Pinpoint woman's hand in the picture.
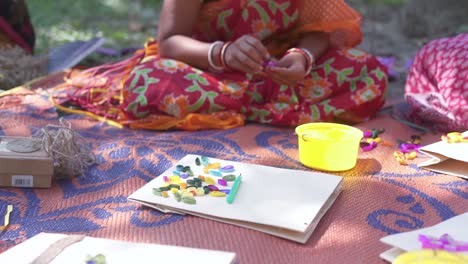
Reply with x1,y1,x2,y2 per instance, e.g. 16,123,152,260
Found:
223,35,270,74
265,52,307,86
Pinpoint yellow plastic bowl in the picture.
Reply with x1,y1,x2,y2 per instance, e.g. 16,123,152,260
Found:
295,123,363,171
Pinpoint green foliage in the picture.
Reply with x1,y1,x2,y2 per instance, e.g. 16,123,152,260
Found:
26,0,163,56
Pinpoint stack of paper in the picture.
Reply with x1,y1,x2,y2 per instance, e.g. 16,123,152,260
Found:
128,154,343,244
418,131,468,179
380,212,468,262
0,233,236,264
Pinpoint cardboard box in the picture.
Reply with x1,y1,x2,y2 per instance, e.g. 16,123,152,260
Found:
0,136,54,188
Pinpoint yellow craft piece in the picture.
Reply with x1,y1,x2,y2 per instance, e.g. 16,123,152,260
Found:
394,250,468,264
442,132,468,143
2,205,13,228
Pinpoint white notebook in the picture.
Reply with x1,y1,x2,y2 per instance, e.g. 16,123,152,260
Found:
380,212,468,262
0,233,236,264
128,154,343,244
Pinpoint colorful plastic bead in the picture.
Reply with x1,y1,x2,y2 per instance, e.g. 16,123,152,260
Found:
363,131,373,138
381,140,393,147
205,177,215,185
180,172,189,179
182,190,194,197
187,187,197,192
170,176,180,182
201,156,210,165
218,179,228,186
169,183,180,189
192,178,202,188
163,176,169,182
219,189,230,195
397,158,408,165
187,179,196,186
171,187,179,194
361,141,377,152
209,170,223,177
173,192,182,202
360,142,370,148
195,157,201,166
179,182,187,190
161,191,169,198
159,185,171,192
182,196,196,204
196,188,205,196
176,165,184,172
210,191,226,197
405,151,418,160
222,174,236,182
262,60,277,68
203,186,211,194
198,175,205,182
206,162,221,169
219,165,235,173
152,188,162,196
207,185,219,191
442,132,467,143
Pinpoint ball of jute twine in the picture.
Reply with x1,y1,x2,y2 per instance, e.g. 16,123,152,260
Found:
33,118,96,179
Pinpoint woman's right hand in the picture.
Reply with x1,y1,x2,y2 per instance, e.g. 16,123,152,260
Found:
223,35,271,74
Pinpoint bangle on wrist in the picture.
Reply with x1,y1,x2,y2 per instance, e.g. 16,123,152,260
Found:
285,47,315,76
220,41,233,71
208,41,224,72
300,48,315,75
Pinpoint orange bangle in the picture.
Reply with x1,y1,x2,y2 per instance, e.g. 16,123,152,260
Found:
220,41,233,71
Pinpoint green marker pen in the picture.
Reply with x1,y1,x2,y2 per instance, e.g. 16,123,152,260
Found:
226,174,242,204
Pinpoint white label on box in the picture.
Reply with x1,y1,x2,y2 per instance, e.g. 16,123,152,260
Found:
11,175,34,187
0,140,12,153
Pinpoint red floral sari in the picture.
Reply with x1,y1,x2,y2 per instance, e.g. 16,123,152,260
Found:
56,0,388,130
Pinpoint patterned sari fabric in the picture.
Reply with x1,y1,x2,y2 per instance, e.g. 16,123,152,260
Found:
61,0,387,130
404,33,468,132
0,0,35,53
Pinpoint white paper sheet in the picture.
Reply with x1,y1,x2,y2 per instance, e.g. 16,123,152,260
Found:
418,131,468,179
380,212,468,262
128,154,343,243
0,233,236,264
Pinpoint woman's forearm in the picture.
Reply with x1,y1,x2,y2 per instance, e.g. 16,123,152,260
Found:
158,35,215,70
297,31,330,63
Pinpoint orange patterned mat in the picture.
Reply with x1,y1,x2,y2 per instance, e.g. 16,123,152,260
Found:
0,80,466,263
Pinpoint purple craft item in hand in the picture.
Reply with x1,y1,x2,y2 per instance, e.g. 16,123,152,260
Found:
262,60,277,68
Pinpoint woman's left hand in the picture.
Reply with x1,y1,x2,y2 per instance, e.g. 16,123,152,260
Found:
265,52,307,86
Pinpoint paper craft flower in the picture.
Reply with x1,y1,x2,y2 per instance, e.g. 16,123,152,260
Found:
419,234,468,252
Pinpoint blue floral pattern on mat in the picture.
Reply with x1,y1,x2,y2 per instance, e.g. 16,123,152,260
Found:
0,93,467,256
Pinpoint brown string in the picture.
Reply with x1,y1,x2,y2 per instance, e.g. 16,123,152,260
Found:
33,118,96,179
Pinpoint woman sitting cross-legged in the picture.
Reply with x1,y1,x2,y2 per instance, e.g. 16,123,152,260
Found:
57,0,388,130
